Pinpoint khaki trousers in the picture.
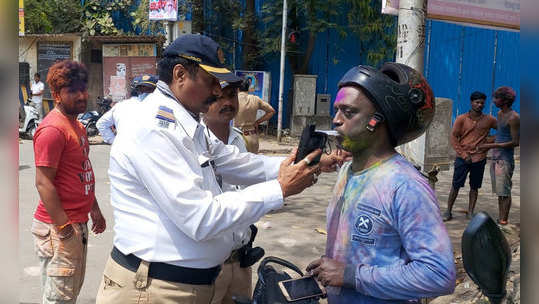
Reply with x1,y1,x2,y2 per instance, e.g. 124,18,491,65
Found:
31,219,88,304
96,256,215,304
211,262,252,304
243,133,259,154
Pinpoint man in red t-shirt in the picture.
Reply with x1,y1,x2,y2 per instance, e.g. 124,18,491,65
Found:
443,91,497,222
31,60,106,303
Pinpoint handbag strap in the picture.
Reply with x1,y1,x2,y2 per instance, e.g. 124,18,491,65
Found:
257,256,304,284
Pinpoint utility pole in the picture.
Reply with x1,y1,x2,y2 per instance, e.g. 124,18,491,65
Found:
396,0,427,72
396,0,437,187
277,0,287,142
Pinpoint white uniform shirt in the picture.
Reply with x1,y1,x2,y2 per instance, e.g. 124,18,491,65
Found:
205,125,253,249
31,81,44,104
96,96,141,144
109,83,284,268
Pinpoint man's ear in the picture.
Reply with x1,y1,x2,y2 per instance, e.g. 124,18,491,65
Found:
51,91,60,103
172,64,187,85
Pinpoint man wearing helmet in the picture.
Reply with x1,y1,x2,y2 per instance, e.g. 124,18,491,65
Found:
96,74,158,144
307,63,456,303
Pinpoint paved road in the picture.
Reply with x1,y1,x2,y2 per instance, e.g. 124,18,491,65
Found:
18,138,520,303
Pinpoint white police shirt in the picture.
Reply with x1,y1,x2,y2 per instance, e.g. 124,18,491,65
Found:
109,84,284,268
204,125,256,250
96,96,143,144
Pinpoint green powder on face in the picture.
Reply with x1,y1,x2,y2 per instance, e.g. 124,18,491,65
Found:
341,135,367,152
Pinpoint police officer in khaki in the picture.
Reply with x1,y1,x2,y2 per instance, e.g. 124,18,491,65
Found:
234,79,275,153
96,34,338,304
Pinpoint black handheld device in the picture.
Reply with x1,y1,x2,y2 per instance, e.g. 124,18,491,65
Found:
294,124,327,165
278,276,326,302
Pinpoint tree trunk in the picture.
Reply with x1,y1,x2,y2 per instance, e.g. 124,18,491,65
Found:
299,31,316,74
192,0,204,34
242,0,257,69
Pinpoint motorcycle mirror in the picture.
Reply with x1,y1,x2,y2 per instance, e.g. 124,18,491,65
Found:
461,212,512,304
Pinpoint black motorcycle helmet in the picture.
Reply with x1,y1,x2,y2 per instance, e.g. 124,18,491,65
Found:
338,62,435,147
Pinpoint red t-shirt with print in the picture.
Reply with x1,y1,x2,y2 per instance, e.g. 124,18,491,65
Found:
33,109,95,223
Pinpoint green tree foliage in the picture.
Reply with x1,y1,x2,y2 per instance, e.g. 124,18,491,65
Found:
346,0,396,65
24,0,83,34
258,0,396,73
24,0,158,38
204,0,242,68
130,0,165,35
260,0,344,74
81,0,133,37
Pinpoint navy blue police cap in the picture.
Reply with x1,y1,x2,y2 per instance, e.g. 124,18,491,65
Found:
164,34,242,84
132,74,158,88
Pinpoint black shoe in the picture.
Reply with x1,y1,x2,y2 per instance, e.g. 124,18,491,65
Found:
442,211,452,222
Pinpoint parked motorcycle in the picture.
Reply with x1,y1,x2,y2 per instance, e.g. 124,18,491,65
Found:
19,98,39,139
78,96,112,137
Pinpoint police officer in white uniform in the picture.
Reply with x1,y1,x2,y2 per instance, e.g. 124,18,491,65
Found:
96,74,158,144
203,79,260,304
96,34,333,304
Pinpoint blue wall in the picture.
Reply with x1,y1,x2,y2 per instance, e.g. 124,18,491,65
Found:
202,2,520,128
424,20,520,122
257,20,519,128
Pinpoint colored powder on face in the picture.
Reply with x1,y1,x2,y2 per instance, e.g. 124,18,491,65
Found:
334,89,347,105
341,135,367,152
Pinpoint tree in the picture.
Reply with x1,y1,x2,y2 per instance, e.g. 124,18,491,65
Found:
241,0,258,69
191,0,205,34
130,0,165,35
346,0,396,65
258,0,396,74
24,0,83,34
260,0,344,75
81,0,134,37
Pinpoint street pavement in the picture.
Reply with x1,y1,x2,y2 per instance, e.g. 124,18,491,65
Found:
18,136,520,303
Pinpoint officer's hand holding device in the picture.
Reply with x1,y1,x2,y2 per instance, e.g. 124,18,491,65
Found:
277,148,321,198
294,125,328,166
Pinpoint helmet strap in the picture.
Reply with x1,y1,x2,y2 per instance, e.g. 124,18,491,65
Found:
366,112,385,132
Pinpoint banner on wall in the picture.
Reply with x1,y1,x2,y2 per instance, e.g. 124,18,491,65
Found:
234,70,271,103
382,0,520,30
149,0,178,21
19,0,24,36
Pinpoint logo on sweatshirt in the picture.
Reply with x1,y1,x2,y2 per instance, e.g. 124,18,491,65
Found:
355,214,374,235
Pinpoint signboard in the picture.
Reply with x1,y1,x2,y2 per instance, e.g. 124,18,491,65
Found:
234,70,271,103
235,70,272,123
37,43,72,99
19,0,24,36
102,43,157,101
382,0,520,30
149,0,178,21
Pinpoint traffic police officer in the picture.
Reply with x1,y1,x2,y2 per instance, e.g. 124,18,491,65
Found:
96,34,331,304
96,74,158,144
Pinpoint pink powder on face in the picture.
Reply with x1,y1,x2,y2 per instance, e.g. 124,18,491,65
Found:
334,89,348,104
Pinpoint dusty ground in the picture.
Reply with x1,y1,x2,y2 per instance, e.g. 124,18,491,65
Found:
19,134,520,303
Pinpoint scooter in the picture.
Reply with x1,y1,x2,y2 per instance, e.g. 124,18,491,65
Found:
78,96,112,137
19,98,40,139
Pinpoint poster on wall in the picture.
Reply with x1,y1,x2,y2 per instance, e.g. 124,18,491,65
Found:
109,76,127,102
149,0,178,21
382,0,520,30
37,43,72,99
234,70,271,103
235,70,272,122
19,0,24,36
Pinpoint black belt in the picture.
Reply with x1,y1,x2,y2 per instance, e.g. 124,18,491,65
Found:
111,247,221,285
